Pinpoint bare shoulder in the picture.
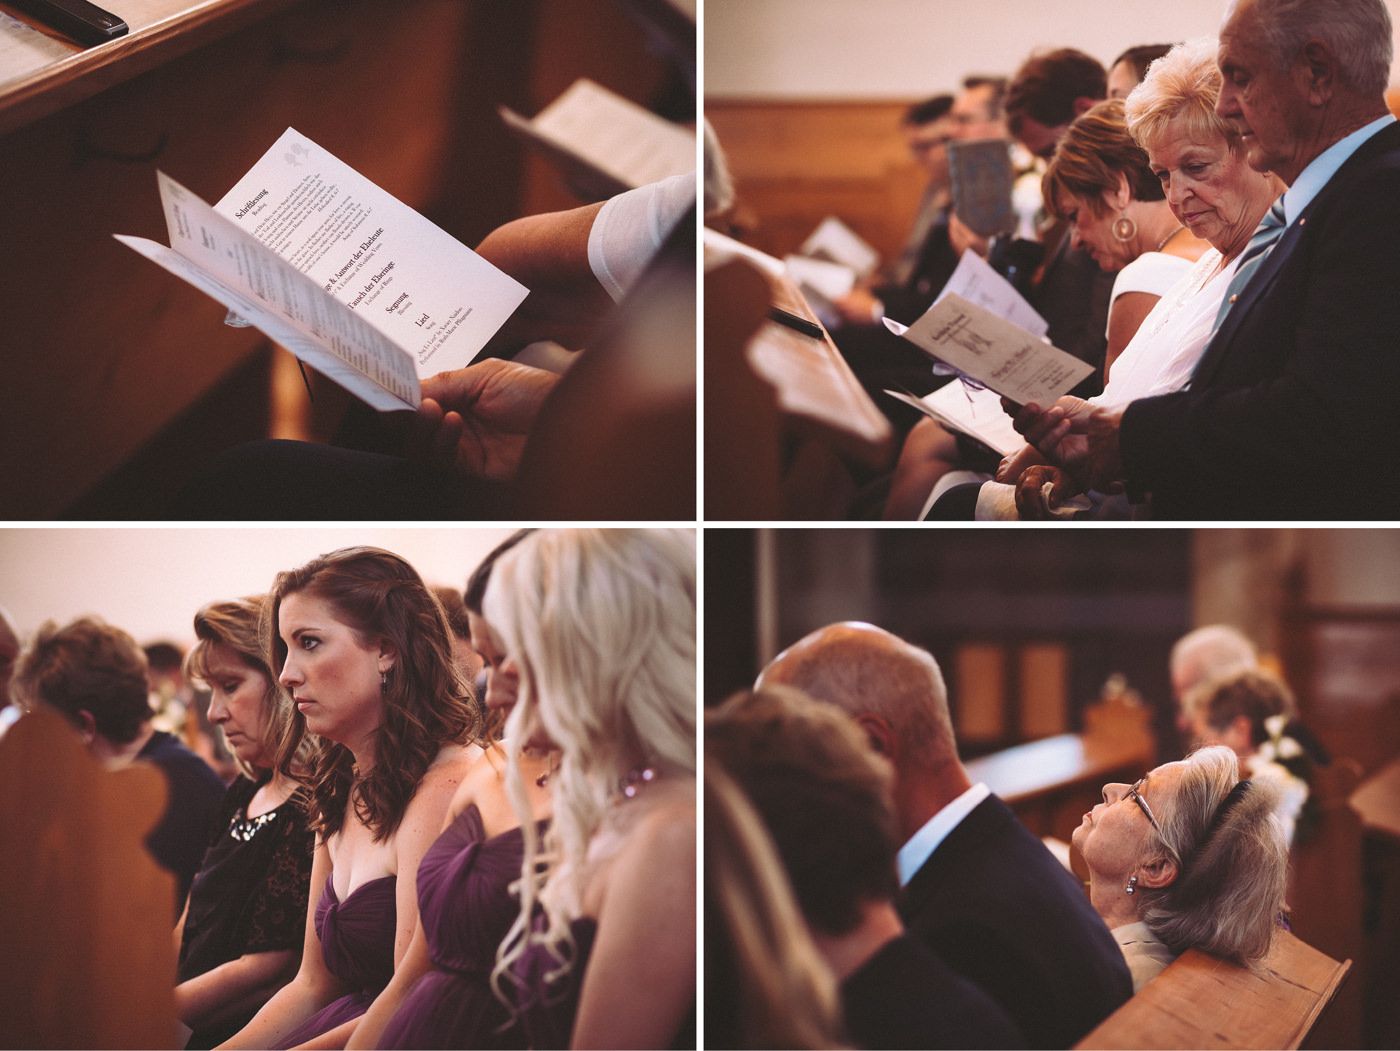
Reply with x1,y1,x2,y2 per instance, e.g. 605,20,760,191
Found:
420,741,479,792
399,742,479,839
619,780,696,864
446,743,509,815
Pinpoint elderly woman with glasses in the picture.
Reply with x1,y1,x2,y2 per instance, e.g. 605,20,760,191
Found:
1070,745,1289,992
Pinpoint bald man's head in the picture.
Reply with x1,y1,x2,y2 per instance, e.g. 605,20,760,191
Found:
1170,625,1257,703
758,622,958,771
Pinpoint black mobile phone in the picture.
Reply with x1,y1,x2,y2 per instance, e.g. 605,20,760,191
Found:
9,0,129,47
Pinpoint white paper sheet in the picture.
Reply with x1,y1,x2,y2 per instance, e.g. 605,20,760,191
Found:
889,293,1093,406
518,79,696,189
936,249,1048,337
798,216,879,277
215,128,527,377
120,172,421,410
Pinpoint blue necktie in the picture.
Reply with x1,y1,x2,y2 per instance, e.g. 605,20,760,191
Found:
1208,197,1288,337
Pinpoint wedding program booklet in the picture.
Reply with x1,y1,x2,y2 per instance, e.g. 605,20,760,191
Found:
499,78,696,200
115,128,529,412
883,251,1092,408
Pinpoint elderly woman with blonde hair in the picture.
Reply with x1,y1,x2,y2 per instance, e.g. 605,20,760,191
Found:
1071,745,1289,992
898,38,1287,520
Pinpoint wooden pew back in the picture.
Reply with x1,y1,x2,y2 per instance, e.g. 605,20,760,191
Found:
1076,930,1350,1051
0,709,177,1049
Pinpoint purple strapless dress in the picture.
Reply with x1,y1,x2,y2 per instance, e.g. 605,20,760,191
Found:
515,914,697,1049
514,916,599,1050
272,872,397,1049
379,804,531,1049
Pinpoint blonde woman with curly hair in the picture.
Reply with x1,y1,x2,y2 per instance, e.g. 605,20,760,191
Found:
221,547,482,1050
1071,744,1288,992
488,528,696,1049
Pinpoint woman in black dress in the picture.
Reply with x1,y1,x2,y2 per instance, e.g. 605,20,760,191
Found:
174,596,315,1049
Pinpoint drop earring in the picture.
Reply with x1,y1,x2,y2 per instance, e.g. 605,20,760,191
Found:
1125,875,1139,895
380,669,389,693
1112,214,1137,242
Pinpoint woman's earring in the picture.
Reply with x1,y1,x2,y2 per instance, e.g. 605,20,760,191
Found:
380,669,389,693
1112,214,1137,242
1125,875,1139,895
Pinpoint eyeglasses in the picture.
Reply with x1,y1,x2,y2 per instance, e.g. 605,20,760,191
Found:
1121,776,1183,865
1123,776,1163,837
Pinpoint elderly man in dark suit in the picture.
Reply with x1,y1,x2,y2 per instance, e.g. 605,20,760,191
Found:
758,622,1131,1049
1012,0,1400,519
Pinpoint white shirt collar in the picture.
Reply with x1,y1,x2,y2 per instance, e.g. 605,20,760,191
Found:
896,781,991,886
1282,114,1395,225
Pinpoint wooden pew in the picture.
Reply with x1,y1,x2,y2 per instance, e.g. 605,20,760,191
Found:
0,709,177,1049
703,229,894,519
1076,931,1351,1051
1350,757,1400,1048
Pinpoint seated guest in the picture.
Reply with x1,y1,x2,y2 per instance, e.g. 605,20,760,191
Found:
430,585,484,689
1184,669,1328,844
708,686,1026,1050
705,764,846,1050
758,622,1131,1048
175,597,316,1049
939,39,1284,519
1009,0,1400,520
829,79,1008,438
221,548,482,1049
1106,43,1176,100
1071,745,1288,991
489,529,696,1049
1041,97,1210,374
11,615,226,911
1169,623,1258,736
173,173,696,521
891,91,1212,518
1003,47,1113,376
831,94,959,330
347,530,552,1051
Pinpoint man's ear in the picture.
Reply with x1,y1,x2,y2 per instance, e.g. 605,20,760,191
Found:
853,712,897,760
1299,40,1338,105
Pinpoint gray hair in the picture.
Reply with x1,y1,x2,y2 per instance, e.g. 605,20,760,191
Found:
758,623,956,773
1230,0,1393,98
1125,38,1237,156
1170,624,1258,695
1142,745,1288,968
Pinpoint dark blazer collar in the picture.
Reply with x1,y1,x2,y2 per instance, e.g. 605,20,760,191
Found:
1192,119,1400,387
899,792,1009,908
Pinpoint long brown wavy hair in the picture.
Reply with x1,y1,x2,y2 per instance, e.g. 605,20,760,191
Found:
264,546,480,842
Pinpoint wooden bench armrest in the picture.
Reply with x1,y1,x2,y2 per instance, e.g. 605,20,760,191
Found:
1075,931,1350,1050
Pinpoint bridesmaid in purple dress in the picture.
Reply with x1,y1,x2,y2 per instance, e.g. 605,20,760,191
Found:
488,529,697,1049
219,547,483,1050
348,531,555,1050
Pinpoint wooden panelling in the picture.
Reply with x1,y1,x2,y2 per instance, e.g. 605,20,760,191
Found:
955,642,1007,745
1021,642,1070,739
707,99,928,262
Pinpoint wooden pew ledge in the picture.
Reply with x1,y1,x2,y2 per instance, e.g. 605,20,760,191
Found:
1076,930,1351,1050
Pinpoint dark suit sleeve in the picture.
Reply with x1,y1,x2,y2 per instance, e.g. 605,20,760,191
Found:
1120,153,1400,515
